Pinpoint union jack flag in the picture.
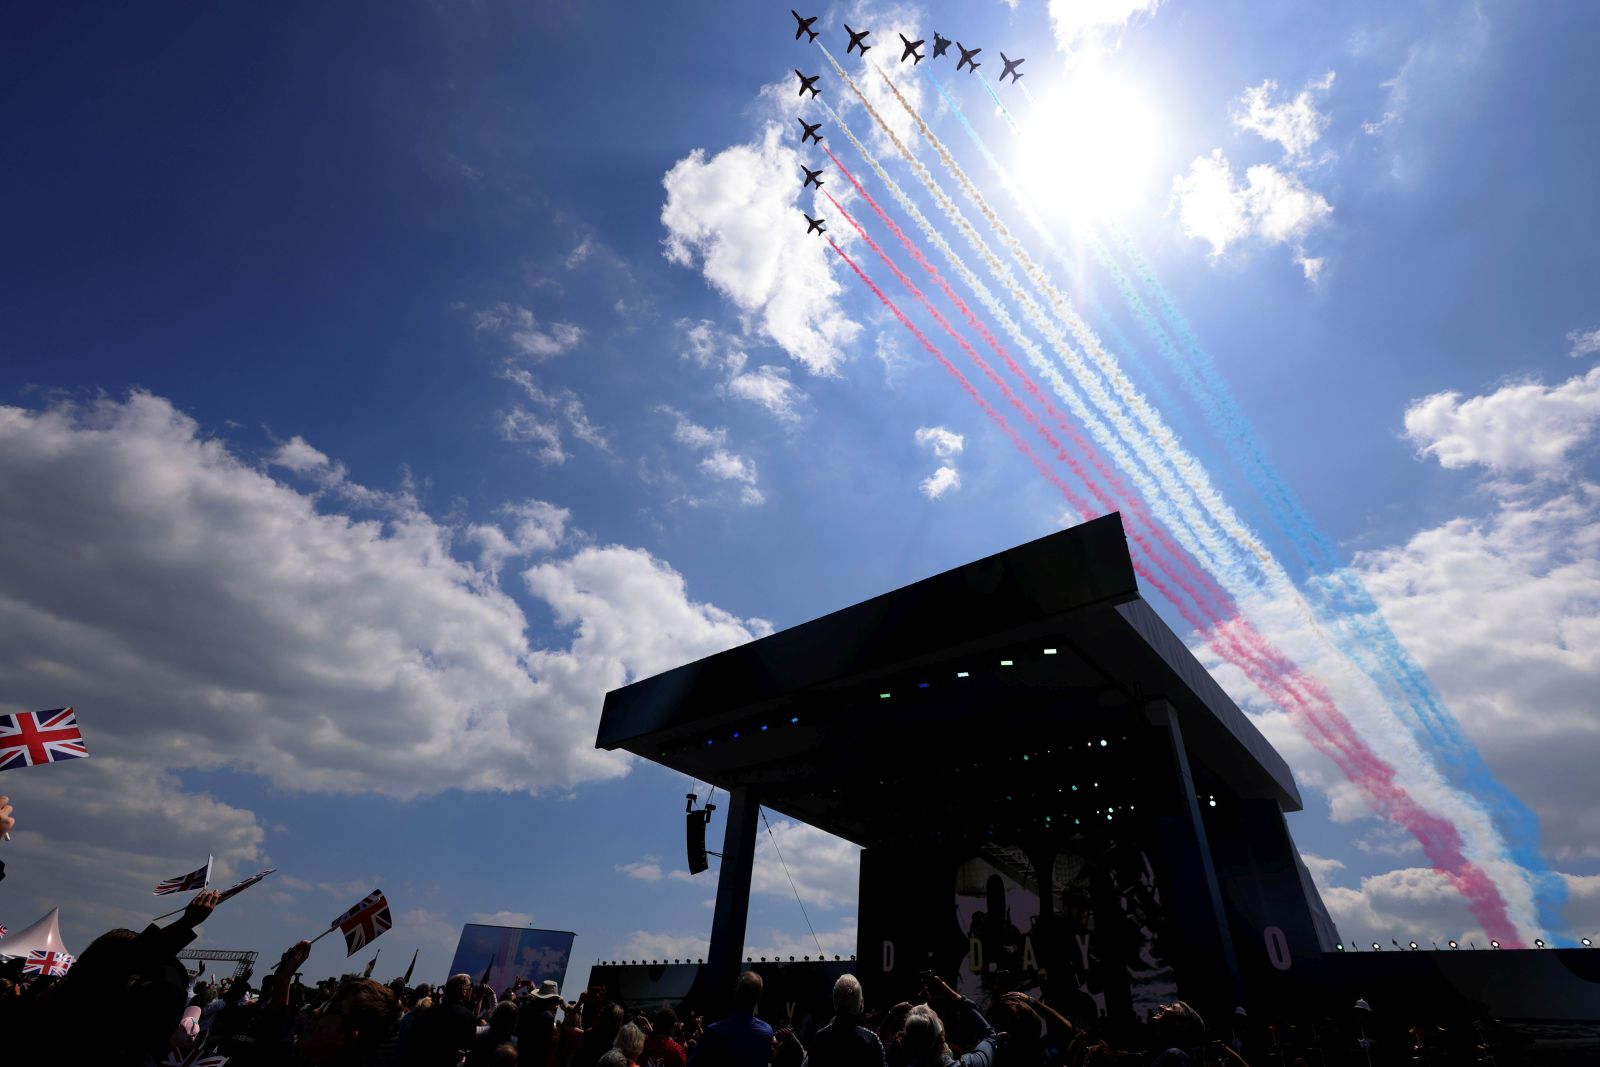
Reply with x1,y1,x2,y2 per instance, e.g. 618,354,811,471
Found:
334,889,391,956
217,866,276,903
0,708,89,772
0,922,8,937
22,949,73,976
155,856,213,896
161,1045,228,1067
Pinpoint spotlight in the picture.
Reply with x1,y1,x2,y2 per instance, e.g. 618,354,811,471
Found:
1336,943,1344,952
1535,939,1546,949
1581,938,1592,947
956,671,969,678
1000,659,1014,667
1043,648,1057,655
1372,943,1381,951
879,693,891,700
1490,940,1501,949
789,716,799,724
1448,941,1458,950
1409,942,1418,951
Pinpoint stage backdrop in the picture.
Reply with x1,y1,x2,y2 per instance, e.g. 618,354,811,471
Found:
448,925,576,994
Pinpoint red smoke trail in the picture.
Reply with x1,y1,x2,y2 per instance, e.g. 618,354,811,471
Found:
824,147,1232,621
828,194,1228,626
826,187,1523,946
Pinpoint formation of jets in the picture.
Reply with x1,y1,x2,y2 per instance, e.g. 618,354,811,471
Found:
787,13,1027,234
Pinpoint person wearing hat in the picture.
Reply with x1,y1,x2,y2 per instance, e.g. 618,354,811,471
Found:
517,979,565,1067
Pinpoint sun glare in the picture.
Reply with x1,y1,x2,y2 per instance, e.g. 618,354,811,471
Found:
1011,64,1164,225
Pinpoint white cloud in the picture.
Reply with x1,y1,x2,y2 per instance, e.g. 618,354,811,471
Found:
470,911,535,927
661,125,860,376
1047,0,1163,57
1232,73,1334,161
661,408,765,506
1171,150,1332,276
616,861,664,882
750,818,860,911
1362,5,1490,143
0,393,767,805
919,466,961,499
498,407,568,465
725,363,805,423
1402,366,1600,476
474,303,584,360
271,435,332,473
503,366,609,453
914,426,964,461
467,499,571,578
1567,327,1600,359
915,427,964,499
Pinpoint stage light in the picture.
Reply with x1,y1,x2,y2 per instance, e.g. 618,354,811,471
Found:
1409,942,1418,951
1100,739,1107,747
732,732,739,739
760,725,768,731
1372,943,1381,951
1582,938,1592,947
1535,939,1546,948
1044,648,1057,655
1335,943,1344,952
706,739,713,745
1071,784,1078,791
879,693,891,700
1000,659,1014,666
1074,818,1080,825
1490,941,1501,949
1208,799,1217,808
1448,941,1458,949
918,682,930,689
760,956,766,962
957,671,969,678
1023,754,1030,761
790,716,799,723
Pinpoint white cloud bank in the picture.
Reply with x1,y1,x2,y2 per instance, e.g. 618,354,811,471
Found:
1232,73,1335,161
1171,150,1332,279
0,392,772,949
1047,0,1163,58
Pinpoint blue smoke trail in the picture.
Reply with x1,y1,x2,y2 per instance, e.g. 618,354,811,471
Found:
1104,225,1568,927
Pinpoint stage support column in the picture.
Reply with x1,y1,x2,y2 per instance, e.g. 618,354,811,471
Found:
704,785,761,1013
1145,698,1246,1017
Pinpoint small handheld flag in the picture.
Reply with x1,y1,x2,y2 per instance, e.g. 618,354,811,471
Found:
326,889,391,956
155,856,213,896
217,866,276,903
23,949,74,976
0,708,88,772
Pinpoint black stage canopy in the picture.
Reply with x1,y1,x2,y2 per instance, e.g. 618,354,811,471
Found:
598,512,1298,846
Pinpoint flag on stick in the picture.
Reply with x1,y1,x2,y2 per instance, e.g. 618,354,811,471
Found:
0,708,88,771
363,948,380,978
155,856,213,896
217,866,276,903
22,949,74,976
332,889,391,956
401,948,418,985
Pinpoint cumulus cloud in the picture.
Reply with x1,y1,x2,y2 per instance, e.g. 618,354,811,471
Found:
474,303,584,360
271,435,332,474
1171,150,1332,277
1232,73,1334,161
750,818,861,911
467,500,570,579
1402,366,1600,476
914,426,964,499
661,125,860,376
1047,0,1163,58
0,393,767,805
1567,327,1600,359
725,363,805,423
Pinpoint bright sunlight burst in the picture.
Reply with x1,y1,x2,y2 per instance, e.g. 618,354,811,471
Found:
1010,63,1165,224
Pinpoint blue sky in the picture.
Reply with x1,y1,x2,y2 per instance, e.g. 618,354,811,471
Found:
2,0,1598,981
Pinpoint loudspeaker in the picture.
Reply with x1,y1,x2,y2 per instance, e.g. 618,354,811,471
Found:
686,809,709,875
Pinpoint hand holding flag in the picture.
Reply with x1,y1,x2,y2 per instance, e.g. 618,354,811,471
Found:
310,889,392,956
155,856,213,896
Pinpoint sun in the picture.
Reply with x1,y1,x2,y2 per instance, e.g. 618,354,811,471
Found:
1009,62,1165,226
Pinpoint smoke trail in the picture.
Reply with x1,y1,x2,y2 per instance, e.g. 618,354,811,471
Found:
823,137,1521,948
825,49,1536,940
1101,225,1568,929
978,75,1020,133
828,192,1232,624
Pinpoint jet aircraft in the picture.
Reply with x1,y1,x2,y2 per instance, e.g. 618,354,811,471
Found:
794,70,821,98
844,24,872,55
805,214,827,235
797,118,823,144
1000,53,1025,82
791,10,818,41
801,165,825,189
932,33,952,58
956,43,981,73
898,33,925,64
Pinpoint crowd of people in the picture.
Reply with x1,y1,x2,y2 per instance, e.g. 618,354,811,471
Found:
0,875,1531,1067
